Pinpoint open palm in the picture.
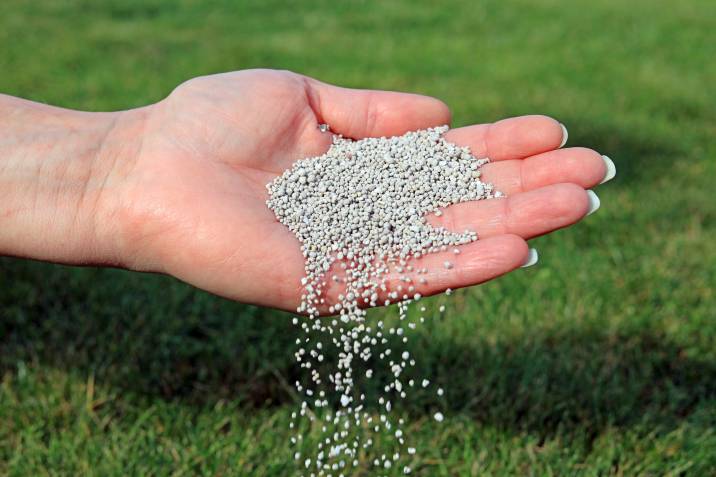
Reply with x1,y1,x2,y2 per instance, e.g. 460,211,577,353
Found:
116,69,611,311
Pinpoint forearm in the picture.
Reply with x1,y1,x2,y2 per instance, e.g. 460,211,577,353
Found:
0,94,144,265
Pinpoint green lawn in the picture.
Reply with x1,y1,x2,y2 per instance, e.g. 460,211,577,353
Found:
1,0,715,475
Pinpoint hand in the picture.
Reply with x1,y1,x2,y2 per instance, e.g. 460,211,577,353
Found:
0,69,613,312
106,69,612,311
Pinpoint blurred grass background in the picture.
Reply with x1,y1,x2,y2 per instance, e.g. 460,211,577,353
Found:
1,0,715,475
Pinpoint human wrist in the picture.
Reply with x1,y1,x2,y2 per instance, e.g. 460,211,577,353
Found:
0,94,147,266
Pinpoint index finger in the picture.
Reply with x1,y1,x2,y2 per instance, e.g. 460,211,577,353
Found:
444,115,567,161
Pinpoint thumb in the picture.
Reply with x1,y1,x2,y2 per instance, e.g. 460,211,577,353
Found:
304,77,451,139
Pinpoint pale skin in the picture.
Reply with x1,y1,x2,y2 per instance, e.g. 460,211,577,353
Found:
0,69,611,312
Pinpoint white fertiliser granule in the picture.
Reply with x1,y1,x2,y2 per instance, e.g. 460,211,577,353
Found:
266,125,499,475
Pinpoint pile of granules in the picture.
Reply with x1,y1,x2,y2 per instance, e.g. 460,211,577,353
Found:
266,125,500,476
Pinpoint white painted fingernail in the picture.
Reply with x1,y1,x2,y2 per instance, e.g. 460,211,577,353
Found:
600,155,616,184
559,123,568,148
521,248,539,268
586,190,601,215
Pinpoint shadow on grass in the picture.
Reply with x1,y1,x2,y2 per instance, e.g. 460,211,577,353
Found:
2,258,714,441
422,327,716,436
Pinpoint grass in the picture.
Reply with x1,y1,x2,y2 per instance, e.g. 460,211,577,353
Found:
1,0,715,475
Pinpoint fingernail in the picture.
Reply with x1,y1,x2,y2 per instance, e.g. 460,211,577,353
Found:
559,123,568,148
586,190,601,215
521,248,539,268
600,155,616,184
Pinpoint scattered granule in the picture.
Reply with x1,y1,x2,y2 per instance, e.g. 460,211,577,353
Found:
266,125,499,475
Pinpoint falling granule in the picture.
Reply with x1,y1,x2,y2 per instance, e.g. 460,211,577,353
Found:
266,126,500,474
